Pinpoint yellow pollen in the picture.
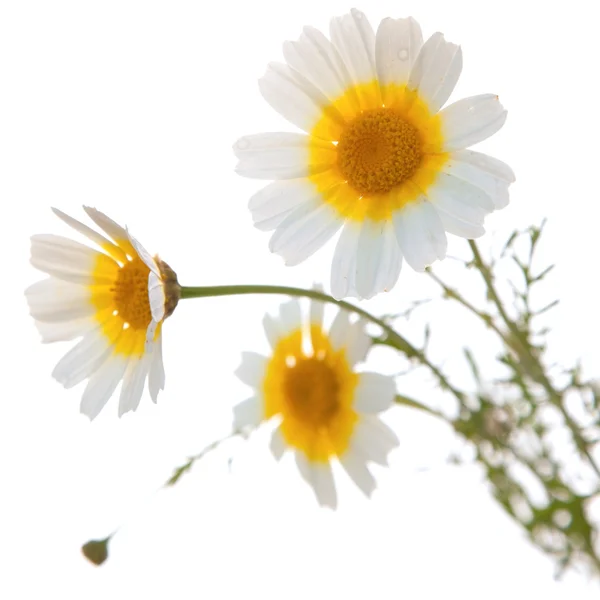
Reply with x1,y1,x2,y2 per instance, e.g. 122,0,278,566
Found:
337,108,423,195
283,357,340,429
111,258,152,330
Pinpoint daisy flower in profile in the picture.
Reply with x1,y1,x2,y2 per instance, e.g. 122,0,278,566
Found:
234,9,515,300
233,297,399,507
25,207,181,420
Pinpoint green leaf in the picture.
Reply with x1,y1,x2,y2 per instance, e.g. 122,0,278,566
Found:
165,461,193,487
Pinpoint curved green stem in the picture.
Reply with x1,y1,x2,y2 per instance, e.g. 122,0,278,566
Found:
181,283,400,340
180,284,466,405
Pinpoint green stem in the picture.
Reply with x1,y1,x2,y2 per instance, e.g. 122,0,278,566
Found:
426,268,508,342
181,284,395,338
180,284,466,406
468,240,600,479
395,393,448,420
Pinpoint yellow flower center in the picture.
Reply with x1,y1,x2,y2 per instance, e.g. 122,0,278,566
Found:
308,82,449,222
112,258,152,330
337,108,423,195
90,250,180,359
263,326,359,462
283,357,340,428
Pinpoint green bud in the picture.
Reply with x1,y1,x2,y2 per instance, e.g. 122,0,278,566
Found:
81,537,110,566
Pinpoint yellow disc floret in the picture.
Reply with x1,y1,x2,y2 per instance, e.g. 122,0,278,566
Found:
263,325,358,462
337,108,423,195
308,82,449,222
283,357,341,428
112,258,152,330
89,253,158,359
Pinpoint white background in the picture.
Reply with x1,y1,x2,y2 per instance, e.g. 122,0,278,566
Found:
1,1,599,598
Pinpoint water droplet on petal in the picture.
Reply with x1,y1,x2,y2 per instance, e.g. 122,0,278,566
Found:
398,49,409,61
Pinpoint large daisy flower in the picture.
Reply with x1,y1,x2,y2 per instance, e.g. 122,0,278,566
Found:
234,9,515,300
233,297,399,507
25,207,180,420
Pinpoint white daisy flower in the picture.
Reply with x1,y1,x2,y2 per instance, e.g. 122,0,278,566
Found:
234,9,515,300
25,207,181,420
233,297,399,508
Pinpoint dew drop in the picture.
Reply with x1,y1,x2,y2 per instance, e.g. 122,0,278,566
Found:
398,48,409,61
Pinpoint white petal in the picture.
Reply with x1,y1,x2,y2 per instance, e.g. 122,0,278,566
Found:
352,416,400,466
269,425,286,460
148,333,165,403
52,329,112,389
249,179,320,232
328,309,350,351
118,353,152,417
408,33,462,114
80,355,128,420
233,397,262,430
443,150,515,210
30,234,112,285
263,313,283,349
269,199,343,267
373,221,403,294
354,219,403,300
330,9,377,86
392,198,447,272
144,320,158,355
279,299,302,335
354,373,397,414
51,208,127,262
345,320,371,367
452,149,515,184
375,17,423,86
440,94,507,151
25,278,93,322
234,133,329,180
426,173,494,225
339,447,376,498
283,27,350,100
148,272,166,323
83,206,131,249
436,210,486,239
330,222,361,300
295,452,337,509
258,62,333,133
235,352,267,388
34,317,96,343
128,231,160,276
355,219,385,300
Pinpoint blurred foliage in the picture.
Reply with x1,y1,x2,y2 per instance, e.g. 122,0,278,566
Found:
387,223,600,577
85,223,599,576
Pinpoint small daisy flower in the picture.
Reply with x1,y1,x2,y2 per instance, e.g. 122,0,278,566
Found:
234,9,515,300
25,207,180,420
233,297,399,507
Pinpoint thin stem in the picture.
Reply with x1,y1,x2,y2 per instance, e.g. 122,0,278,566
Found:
164,430,241,488
395,393,449,420
468,240,600,479
426,268,509,343
180,283,466,406
181,284,396,339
